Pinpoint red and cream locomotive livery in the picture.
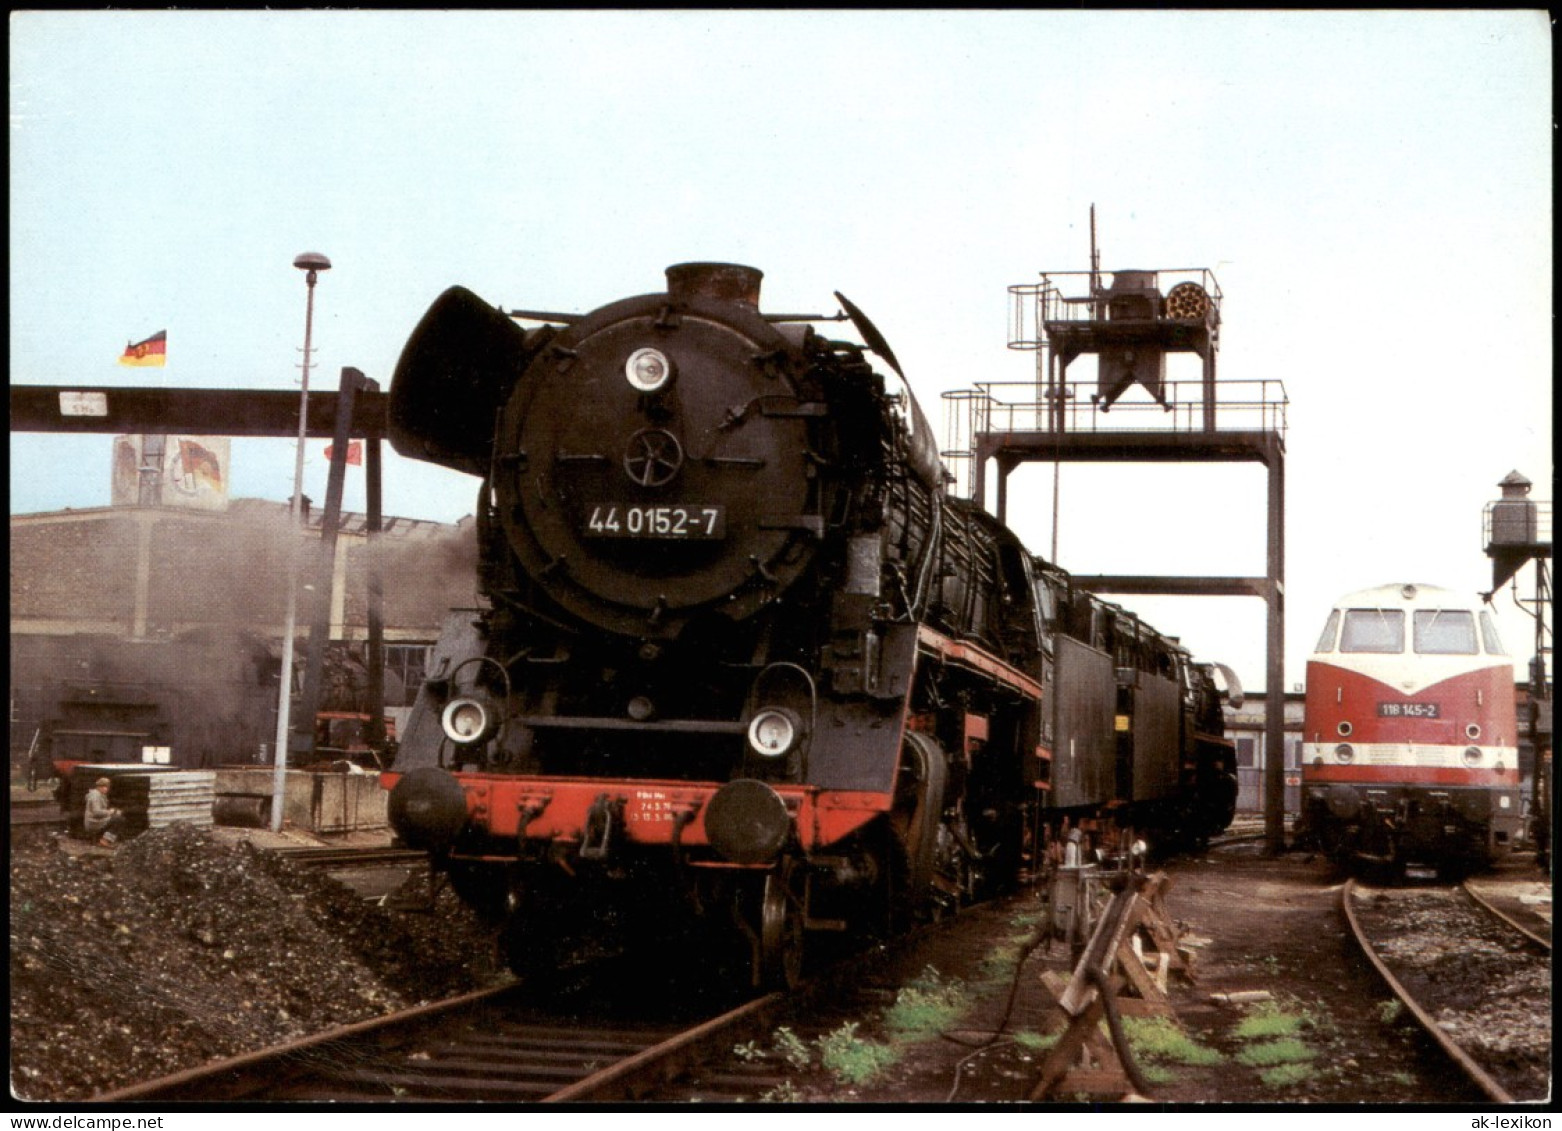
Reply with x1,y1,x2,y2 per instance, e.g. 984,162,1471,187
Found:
1299,582,1523,871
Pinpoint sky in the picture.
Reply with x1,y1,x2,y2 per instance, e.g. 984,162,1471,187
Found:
9,10,1552,694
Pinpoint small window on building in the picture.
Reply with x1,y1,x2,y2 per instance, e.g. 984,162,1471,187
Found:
141,745,172,765
1413,610,1477,655
1285,737,1302,770
1479,611,1507,656
1340,609,1405,654
1313,610,1340,653
1235,737,1257,768
384,643,432,708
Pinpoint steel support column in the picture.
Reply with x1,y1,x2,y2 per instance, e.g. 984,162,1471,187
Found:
293,368,371,765
1264,451,1286,856
365,430,386,753
973,426,1288,848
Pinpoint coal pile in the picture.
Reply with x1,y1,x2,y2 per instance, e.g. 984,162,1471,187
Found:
11,825,507,1102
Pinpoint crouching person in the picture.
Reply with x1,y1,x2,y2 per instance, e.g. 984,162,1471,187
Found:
84,777,125,847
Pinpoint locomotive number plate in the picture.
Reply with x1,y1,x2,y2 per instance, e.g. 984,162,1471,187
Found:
1377,702,1440,718
583,503,726,540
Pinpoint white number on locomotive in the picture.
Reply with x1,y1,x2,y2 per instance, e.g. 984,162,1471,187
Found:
584,504,725,540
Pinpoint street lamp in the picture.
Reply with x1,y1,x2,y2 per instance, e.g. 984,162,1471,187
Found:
288,253,331,515
271,252,331,832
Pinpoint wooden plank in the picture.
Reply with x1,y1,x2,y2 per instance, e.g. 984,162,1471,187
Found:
1051,1069,1133,1097
1115,941,1168,1004
1031,997,1107,1100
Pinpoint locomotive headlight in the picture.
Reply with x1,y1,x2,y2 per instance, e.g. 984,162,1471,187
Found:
747,708,801,759
1334,744,1354,764
441,697,496,745
625,347,673,393
1462,746,1483,767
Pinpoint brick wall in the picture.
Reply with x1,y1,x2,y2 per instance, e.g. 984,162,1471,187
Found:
10,515,138,626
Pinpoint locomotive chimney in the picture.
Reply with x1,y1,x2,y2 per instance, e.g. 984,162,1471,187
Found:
666,262,763,309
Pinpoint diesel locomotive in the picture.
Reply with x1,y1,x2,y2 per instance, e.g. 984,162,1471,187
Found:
382,263,1238,986
1298,582,1524,874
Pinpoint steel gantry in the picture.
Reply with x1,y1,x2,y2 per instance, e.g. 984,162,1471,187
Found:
944,259,1290,854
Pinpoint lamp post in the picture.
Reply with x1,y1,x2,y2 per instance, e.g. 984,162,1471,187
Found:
271,252,331,833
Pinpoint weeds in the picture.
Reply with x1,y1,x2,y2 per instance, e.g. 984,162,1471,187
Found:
772,1026,812,1072
1235,1038,1315,1068
816,1022,898,1086
977,940,1026,985
1258,1062,1313,1088
1121,1016,1224,1068
1140,1063,1177,1086
1378,999,1404,1025
884,966,971,1040
1014,1029,1058,1052
1226,997,1323,1090
1233,1002,1306,1040
760,1081,805,1103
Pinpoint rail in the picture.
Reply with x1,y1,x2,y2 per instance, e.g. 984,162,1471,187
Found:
96,982,783,1104
1343,874,1549,1106
1460,879,1552,953
1340,880,1512,1103
94,981,524,1102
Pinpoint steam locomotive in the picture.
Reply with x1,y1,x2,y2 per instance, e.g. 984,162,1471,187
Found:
383,264,1238,986
1297,582,1524,875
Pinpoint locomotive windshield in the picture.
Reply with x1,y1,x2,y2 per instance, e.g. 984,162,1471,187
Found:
1339,609,1404,653
1479,611,1507,656
1313,609,1340,652
1412,609,1478,655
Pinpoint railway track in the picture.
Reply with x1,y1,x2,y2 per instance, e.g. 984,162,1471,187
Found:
273,845,429,869
86,878,1014,1105
1461,875,1553,951
1342,878,1551,1103
95,981,789,1103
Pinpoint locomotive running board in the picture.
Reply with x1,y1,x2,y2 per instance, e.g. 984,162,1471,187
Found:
915,625,1043,701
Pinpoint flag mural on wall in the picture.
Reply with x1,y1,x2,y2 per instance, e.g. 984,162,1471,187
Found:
118,330,167,367
177,439,225,491
111,434,230,510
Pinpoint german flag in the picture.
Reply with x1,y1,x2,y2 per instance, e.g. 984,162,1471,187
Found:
119,330,167,367
178,439,224,489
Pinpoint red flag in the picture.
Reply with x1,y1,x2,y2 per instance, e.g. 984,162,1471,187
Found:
119,330,167,367
324,440,363,466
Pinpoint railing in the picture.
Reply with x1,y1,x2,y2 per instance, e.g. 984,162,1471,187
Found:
1482,499,1553,549
940,378,1288,500
964,379,1287,436
1008,268,1224,350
